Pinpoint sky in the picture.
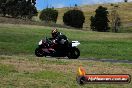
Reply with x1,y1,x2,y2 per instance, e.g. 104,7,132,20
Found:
36,0,132,10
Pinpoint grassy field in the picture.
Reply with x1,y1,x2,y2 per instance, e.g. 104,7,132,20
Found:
0,23,132,87
0,24,132,60
0,55,132,88
0,23,132,60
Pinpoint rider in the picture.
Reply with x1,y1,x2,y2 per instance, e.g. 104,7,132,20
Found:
51,28,69,52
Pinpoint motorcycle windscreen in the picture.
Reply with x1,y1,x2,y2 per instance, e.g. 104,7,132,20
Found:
72,41,80,47
39,40,42,45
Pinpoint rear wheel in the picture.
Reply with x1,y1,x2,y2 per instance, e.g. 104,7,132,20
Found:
67,47,80,59
35,47,44,57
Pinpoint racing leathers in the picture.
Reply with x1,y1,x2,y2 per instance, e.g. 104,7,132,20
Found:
52,32,69,53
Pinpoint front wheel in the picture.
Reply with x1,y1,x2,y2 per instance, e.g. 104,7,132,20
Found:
67,47,80,59
35,47,44,57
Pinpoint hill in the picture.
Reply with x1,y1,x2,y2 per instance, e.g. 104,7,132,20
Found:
0,2,132,32
0,16,74,29
56,2,132,30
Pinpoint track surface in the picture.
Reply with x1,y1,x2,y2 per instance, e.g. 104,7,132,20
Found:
56,57,132,64
78,58,132,64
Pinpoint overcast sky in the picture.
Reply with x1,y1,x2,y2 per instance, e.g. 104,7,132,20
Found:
36,0,132,10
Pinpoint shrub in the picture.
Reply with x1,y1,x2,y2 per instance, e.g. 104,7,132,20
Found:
124,0,128,2
63,9,85,28
39,8,58,23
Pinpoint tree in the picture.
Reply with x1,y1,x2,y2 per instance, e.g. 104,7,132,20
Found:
124,0,128,2
90,6,110,32
63,9,85,28
0,0,37,19
0,0,6,5
111,5,121,32
90,16,95,31
74,4,78,9
0,0,7,16
39,8,58,23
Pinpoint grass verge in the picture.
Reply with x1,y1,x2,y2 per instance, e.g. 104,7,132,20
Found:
0,55,132,88
0,24,132,60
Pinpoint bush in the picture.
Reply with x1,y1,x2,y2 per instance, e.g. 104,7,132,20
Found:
124,0,128,2
63,9,85,28
39,8,58,23
90,6,110,32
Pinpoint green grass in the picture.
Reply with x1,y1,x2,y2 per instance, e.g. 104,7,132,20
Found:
0,55,132,88
0,23,132,60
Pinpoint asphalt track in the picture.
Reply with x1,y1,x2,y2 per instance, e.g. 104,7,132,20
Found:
78,58,132,64
40,56,132,64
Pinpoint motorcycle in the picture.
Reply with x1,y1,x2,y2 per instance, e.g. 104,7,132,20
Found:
35,37,80,59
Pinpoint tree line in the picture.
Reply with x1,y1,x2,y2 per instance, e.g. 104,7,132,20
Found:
0,1,121,32
0,0,37,19
39,5,121,32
